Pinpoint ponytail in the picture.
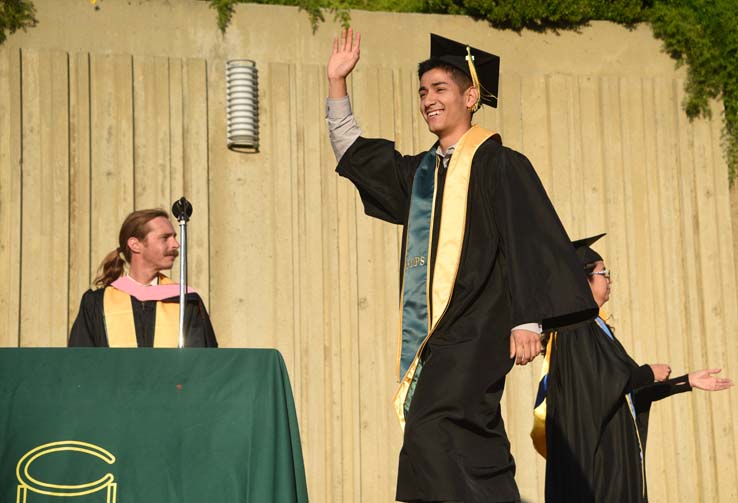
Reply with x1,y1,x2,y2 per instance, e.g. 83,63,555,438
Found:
93,248,127,288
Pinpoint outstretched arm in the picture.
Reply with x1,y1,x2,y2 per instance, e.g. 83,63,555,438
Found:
634,368,733,406
328,28,361,98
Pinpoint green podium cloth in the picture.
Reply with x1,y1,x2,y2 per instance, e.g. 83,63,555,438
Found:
0,348,308,503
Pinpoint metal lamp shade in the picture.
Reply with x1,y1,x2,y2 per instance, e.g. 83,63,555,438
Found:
226,60,259,152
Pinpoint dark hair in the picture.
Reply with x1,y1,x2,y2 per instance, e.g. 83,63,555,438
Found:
583,261,598,277
417,59,473,92
93,208,170,287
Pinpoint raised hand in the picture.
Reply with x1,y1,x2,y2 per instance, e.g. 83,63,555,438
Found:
328,28,361,98
688,368,734,391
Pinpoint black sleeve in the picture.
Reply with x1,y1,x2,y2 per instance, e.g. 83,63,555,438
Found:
634,373,692,405
550,321,637,426
68,289,107,347
336,136,423,225
184,293,218,348
627,364,655,392
491,145,598,328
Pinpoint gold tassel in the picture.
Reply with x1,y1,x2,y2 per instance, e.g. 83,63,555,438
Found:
465,46,497,111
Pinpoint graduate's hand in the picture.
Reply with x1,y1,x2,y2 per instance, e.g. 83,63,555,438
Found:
328,28,361,98
688,368,734,391
510,329,542,365
650,363,672,382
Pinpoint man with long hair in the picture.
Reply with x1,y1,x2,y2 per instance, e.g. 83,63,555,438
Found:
68,209,217,347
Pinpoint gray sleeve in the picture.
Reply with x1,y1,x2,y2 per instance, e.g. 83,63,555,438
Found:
326,95,362,162
512,322,543,334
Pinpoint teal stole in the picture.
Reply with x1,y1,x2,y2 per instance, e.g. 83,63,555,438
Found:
399,148,438,417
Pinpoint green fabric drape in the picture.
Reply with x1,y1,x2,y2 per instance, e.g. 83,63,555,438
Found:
0,348,308,503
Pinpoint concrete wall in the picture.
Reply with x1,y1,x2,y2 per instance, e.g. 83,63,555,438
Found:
1,1,736,501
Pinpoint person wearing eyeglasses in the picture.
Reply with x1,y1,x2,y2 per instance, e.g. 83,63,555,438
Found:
531,233,733,503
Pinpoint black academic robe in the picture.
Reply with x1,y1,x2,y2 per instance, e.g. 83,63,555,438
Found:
337,136,598,503
68,288,218,348
545,319,692,503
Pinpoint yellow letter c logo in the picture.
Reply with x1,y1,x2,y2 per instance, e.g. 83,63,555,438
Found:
16,440,117,502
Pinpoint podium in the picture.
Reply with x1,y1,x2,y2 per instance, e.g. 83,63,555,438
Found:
0,348,308,502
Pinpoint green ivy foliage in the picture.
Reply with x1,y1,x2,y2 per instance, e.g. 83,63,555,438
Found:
422,0,647,30
0,0,37,45
649,1,738,183
206,0,351,33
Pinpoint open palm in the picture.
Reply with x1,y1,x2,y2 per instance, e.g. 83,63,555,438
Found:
688,368,734,391
328,28,361,80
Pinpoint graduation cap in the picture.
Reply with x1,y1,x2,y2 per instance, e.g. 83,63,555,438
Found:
572,233,606,267
428,33,500,110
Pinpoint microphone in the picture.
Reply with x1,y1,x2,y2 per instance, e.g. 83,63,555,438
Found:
172,197,193,223
172,197,192,348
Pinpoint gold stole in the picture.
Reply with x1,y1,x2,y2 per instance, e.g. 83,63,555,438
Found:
392,125,496,427
103,275,180,348
531,332,555,457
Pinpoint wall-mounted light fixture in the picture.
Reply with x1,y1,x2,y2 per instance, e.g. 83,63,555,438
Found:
226,60,259,152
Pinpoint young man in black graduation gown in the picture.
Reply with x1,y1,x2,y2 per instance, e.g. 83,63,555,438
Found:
533,234,733,502
327,30,597,502
69,208,217,348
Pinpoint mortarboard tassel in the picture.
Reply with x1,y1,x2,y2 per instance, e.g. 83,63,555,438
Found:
465,46,497,112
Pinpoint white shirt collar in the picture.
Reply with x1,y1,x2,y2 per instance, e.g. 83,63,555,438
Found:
435,144,456,169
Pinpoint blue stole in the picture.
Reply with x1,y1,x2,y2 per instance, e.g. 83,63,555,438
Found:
399,148,438,416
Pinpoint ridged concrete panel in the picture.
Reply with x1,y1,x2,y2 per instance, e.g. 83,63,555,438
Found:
0,47,21,348
20,50,69,346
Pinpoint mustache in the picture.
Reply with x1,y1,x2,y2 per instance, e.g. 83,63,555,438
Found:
166,250,179,258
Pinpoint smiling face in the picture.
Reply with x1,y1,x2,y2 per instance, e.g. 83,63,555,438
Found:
418,67,478,146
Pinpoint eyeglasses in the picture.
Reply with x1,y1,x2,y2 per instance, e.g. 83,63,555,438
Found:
588,268,611,280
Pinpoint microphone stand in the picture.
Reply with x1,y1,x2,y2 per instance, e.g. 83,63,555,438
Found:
172,197,193,349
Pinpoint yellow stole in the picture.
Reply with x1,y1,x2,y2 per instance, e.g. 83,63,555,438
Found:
103,275,180,348
392,125,496,428
531,332,555,457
